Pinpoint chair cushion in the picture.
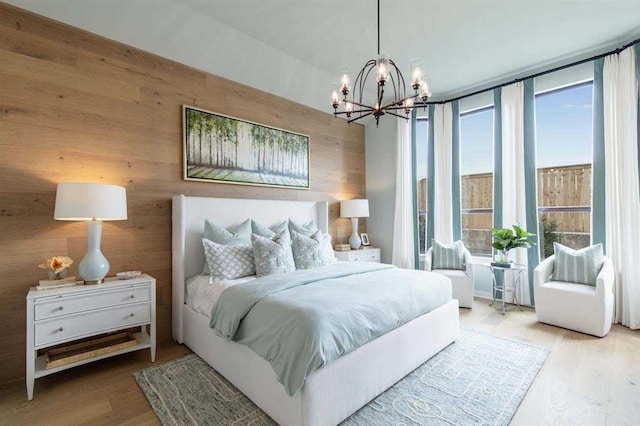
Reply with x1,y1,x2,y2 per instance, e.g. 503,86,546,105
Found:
432,240,465,270
541,280,597,296
553,243,604,286
431,269,468,278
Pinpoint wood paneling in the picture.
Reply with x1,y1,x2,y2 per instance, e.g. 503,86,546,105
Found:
0,3,365,385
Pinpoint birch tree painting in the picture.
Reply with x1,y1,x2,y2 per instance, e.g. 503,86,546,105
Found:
183,106,310,189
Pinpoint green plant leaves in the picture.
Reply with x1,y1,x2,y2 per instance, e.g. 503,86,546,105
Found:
491,224,536,252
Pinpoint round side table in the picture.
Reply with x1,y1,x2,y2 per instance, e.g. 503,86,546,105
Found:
482,262,527,314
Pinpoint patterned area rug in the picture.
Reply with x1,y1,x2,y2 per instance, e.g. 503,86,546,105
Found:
134,329,548,425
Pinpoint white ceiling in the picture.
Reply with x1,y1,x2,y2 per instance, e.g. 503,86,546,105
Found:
6,0,640,114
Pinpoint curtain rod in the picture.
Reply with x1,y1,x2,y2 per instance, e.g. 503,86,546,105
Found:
428,36,640,105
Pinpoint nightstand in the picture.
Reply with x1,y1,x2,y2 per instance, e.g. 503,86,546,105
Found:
26,274,156,400
334,247,381,263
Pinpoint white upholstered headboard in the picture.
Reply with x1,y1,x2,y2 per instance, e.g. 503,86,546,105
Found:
171,194,329,342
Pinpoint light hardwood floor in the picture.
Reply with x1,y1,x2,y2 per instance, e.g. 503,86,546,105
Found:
1,299,638,426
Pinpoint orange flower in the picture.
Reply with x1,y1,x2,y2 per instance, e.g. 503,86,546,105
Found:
38,256,73,273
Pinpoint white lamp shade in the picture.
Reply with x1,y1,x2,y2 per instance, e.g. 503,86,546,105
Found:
340,199,369,218
54,182,127,221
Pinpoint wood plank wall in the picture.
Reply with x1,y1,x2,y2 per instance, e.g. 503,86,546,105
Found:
0,3,365,385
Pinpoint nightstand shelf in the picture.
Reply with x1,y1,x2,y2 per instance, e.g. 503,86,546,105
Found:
26,274,156,400
33,332,151,379
334,247,381,263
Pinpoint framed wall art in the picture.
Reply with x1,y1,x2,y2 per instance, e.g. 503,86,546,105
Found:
183,105,310,189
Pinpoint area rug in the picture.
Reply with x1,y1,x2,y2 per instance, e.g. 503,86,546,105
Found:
134,328,548,425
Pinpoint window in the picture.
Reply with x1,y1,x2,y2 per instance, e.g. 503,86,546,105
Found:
460,107,494,255
535,82,593,258
416,118,428,254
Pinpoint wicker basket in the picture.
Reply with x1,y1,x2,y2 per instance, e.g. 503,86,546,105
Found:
45,332,137,369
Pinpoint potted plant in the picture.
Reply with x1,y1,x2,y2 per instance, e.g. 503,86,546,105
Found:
491,225,535,266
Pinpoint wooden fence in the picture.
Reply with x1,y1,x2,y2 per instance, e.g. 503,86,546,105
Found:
417,163,592,234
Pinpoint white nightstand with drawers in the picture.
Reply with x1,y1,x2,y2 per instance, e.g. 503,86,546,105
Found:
334,247,381,263
26,274,156,400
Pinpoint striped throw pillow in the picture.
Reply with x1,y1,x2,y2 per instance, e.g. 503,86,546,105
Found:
552,243,604,286
432,240,466,270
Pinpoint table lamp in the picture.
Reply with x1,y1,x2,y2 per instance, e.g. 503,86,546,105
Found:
54,182,127,284
340,199,369,249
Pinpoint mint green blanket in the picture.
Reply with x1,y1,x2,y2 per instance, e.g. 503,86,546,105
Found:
210,262,452,396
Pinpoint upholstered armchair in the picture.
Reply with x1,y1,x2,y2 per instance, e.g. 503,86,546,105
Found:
533,255,614,337
425,245,474,308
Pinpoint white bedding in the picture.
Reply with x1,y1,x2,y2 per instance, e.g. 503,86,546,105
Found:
186,274,256,317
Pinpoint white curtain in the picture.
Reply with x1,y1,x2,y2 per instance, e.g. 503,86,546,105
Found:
501,82,532,305
603,47,640,329
391,118,415,269
433,103,453,243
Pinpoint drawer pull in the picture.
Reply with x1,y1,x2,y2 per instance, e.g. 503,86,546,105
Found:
129,313,135,317
57,306,64,311
130,295,135,299
56,327,63,332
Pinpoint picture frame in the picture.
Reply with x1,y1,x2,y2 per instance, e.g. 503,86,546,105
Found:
183,105,310,189
360,233,370,246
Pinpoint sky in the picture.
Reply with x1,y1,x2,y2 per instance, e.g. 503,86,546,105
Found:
416,82,593,178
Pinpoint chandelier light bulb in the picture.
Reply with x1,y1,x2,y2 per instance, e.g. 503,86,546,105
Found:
341,73,351,95
410,58,424,90
419,80,431,101
412,68,422,86
404,98,414,114
345,102,353,117
331,90,340,108
376,54,390,85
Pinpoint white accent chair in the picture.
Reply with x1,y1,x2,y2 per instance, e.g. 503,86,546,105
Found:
533,255,614,337
425,246,474,308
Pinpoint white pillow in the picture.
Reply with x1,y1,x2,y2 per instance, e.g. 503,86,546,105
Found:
202,238,256,279
201,219,252,275
318,232,338,265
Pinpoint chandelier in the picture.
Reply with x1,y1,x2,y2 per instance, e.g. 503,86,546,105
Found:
331,0,431,126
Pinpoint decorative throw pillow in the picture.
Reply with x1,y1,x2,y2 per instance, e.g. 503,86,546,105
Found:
432,240,466,270
202,238,256,279
251,231,296,277
202,219,252,274
318,232,338,265
291,230,322,269
251,219,289,239
288,219,318,237
552,242,604,286
291,230,337,269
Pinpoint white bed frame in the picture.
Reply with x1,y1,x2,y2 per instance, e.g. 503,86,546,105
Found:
172,195,459,426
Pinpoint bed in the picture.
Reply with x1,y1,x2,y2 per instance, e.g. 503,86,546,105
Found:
172,195,459,426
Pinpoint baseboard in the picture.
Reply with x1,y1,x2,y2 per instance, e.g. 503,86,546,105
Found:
474,291,493,300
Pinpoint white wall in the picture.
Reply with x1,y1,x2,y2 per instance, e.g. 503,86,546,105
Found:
365,119,398,264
